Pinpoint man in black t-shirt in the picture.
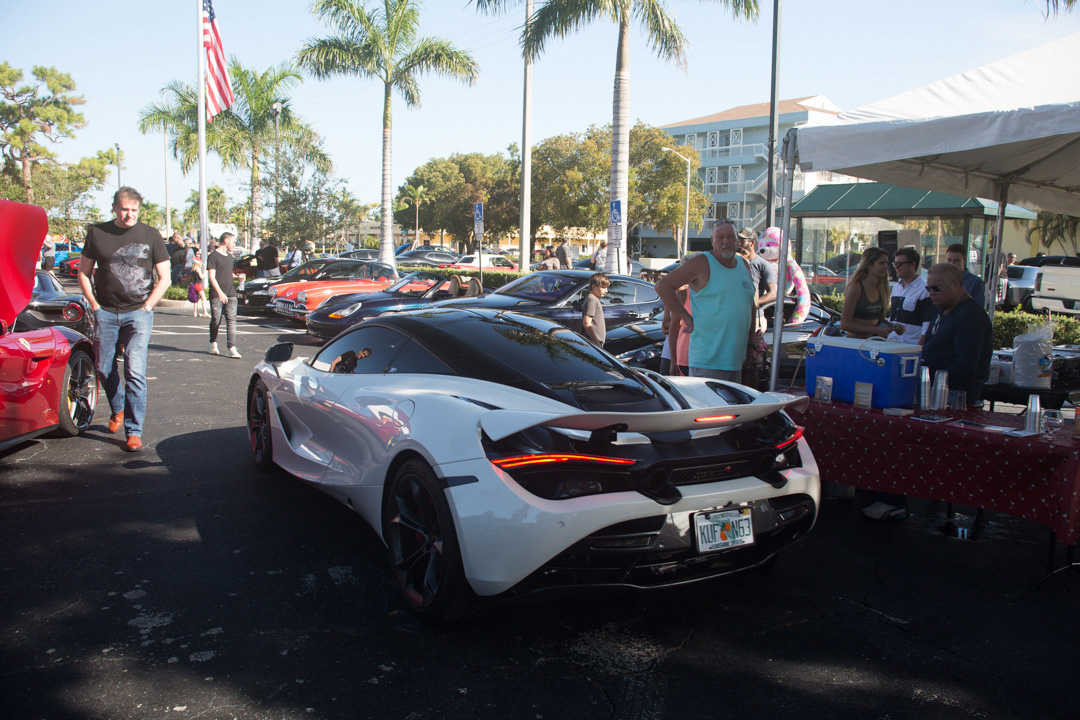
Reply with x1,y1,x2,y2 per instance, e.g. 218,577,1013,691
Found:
170,237,188,284
207,232,241,359
79,186,171,452
255,239,280,278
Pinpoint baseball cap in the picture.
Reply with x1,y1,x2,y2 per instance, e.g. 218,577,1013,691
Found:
737,228,757,241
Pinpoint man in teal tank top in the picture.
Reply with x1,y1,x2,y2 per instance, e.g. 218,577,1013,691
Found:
656,219,756,383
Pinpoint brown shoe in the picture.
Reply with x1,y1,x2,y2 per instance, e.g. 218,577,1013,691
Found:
125,435,143,452
108,412,124,434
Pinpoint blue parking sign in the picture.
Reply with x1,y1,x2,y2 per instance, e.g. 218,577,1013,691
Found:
473,203,483,223
609,201,621,225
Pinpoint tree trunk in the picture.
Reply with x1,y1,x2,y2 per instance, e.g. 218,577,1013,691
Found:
379,82,395,267
605,17,630,275
250,144,262,254
21,142,34,204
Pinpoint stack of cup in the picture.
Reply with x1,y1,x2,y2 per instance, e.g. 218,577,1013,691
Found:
1025,394,1042,433
918,366,932,410
931,370,949,411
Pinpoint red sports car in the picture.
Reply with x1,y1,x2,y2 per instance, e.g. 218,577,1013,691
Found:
268,261,399,322
0,200,98,453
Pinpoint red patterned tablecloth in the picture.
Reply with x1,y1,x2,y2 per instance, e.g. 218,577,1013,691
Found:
786,393,1080,545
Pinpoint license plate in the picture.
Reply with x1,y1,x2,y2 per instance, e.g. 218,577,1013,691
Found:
694,508,754,553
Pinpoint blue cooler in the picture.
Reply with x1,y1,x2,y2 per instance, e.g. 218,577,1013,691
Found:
805,336,922,407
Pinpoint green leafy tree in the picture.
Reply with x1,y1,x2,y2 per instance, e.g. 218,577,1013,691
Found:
298,0,479,265
266,143,347,249
397,151,518,252
183,186,229,229
476,0,756,272
532,125,611,236
139,59,329,245
628,122,710,248
0,62,87,204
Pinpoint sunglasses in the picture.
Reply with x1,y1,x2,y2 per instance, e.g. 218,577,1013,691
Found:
927,284,942,292
893,260,911,266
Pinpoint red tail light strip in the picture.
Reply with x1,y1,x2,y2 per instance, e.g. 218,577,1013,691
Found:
776,426,804,450
694,414,737,423
492,454,637,469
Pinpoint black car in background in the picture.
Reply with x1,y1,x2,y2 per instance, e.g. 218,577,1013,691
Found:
572,257,647,278
432,270,661,336
305,271,476,339
238,258,337,312
337,248,380,261
397,250,462,267
15,270,95,340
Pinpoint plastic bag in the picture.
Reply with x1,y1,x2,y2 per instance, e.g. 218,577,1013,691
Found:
187,283,198,303
1013,321,1053,388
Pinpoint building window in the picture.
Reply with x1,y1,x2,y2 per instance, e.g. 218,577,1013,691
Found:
730,128,743,146
727,202,741,221
683,133,697,148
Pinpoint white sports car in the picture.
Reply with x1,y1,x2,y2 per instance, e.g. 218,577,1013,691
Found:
246,308,820,621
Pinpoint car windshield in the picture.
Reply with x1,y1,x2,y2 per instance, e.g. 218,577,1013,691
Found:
496,273,580,302
387,272,446,297
400,310,640,390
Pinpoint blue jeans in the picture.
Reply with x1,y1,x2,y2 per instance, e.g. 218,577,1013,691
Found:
94,308,154,437
210,296,237,349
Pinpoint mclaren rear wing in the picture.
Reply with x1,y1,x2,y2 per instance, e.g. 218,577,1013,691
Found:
480,392,809,442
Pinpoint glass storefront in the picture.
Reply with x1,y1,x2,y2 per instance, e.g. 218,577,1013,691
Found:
796,215,981,294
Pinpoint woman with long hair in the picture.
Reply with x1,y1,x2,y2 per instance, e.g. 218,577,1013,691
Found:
840,247,895,338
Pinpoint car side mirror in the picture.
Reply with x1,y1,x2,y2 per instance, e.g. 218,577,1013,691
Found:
265,342,294,366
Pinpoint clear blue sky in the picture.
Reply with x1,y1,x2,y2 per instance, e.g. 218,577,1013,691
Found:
6,0,1079,221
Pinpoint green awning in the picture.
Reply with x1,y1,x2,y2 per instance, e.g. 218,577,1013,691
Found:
791,182,1037,219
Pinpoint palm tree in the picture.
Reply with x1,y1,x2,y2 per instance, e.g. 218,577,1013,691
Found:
297,0,479,266
399,183,429,242
1028,212,1080,255
478,0,756,272
139,59,329,248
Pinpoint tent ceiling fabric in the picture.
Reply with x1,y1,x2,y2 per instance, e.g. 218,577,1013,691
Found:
791,33,1080,216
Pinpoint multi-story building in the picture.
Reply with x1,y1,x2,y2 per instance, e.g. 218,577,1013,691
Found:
641,96,843,258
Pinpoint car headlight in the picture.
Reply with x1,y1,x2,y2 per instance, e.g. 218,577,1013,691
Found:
616,346,661,365
328,301,363,318
269,287,278,298
297,291,307,302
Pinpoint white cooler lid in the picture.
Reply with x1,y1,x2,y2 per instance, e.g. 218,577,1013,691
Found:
809,336,922,354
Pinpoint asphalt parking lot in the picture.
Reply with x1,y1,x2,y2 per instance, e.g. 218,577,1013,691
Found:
2,302,1079,720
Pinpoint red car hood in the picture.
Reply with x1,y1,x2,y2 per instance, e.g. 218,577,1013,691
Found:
0,200,49,326
273,278,390,301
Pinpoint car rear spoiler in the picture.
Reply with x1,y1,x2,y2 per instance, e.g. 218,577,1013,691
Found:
479,392,809,442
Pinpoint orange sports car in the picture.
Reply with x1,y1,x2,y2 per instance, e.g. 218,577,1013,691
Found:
268,261,399,321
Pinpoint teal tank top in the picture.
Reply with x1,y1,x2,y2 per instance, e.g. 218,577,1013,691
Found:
688,253,756,371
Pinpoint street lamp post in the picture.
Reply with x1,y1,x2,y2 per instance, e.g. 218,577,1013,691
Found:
662,147,692,260
271,102,282,246
114,143,121,191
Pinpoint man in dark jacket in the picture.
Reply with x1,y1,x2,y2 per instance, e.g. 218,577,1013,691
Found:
922,262,993,406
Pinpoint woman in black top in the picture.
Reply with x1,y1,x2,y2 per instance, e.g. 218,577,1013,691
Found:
840,247,895,339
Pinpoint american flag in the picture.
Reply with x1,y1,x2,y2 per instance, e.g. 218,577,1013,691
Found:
202,0,235,121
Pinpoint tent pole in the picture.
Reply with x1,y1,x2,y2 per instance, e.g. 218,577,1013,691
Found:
769,129,798,392
988,181,1010,321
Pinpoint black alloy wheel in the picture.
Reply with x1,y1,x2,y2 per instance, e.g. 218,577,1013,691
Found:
248,380,275,470
384,459,482,621
52,349,98,437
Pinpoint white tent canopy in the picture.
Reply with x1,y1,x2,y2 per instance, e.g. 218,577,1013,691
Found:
787,32,1080,216
767,33,1080,390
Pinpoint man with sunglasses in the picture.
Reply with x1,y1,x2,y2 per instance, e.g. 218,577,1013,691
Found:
886,247,934,345
922,262,993,406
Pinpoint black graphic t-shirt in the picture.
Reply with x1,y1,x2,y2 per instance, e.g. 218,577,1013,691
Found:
83,221,170,313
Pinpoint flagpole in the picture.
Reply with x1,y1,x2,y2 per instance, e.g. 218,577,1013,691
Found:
197,0,209,263
164,131,172,239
